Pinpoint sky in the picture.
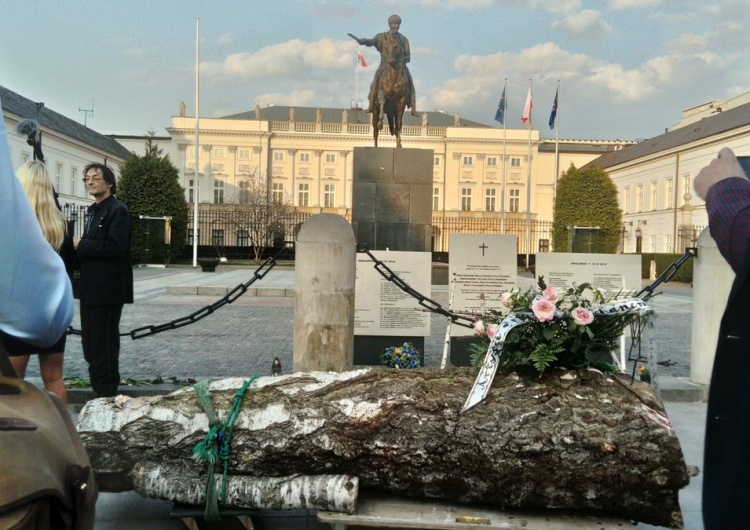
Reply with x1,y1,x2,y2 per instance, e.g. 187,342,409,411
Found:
1,0,748,141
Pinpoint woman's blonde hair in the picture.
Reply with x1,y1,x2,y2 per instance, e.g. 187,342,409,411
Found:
16,161,67,251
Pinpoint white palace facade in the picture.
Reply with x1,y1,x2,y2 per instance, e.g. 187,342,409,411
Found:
115,105,627,254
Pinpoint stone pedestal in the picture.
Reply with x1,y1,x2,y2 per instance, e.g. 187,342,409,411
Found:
293,214,356,372
691,229,734,385
352,147,433,365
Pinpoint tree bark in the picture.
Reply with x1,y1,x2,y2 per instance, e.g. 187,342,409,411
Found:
78,368,690,528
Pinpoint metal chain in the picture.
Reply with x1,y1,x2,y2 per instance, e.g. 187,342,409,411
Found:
360,246,475,329
67,248,285,340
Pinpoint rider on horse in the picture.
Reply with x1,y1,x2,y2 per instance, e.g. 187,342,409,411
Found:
355,14,419,117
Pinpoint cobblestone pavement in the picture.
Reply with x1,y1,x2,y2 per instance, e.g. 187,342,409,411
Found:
23,266,694,381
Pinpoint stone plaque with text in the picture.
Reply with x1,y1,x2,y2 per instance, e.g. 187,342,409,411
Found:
449,234,518,337
354,251,431,336
535,253,641,293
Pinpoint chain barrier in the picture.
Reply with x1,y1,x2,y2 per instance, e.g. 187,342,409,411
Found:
359,246,475,329
67,248,285,340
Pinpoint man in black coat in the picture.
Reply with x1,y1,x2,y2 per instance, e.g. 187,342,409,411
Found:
73,163,133,397
693,147,750,529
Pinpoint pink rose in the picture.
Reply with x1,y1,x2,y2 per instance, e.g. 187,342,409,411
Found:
572,307,594,325
532,299,556,322
542,286,558,303
487,323,499,340
473,320,486,337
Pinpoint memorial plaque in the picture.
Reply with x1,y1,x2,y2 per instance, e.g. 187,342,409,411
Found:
355,251,431,336
449,234,518,337
535,253,641,293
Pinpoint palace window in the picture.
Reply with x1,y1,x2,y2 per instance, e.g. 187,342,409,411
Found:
460,188,472,211
623,187,631,213
509,188,520,212
212,229,224,246
272,182,284,205
213,179,224,204
273,151,284,162
433,187,440,210
665,179,674,208
298,183,310,206
486,156,498,167
462,156,473,167
636,184,643,213
237,230,249,247
485,188,497,212
300,153,310,163
325,153,336,164
238,148,250,159
324,184,335,207
511,157,521,167
213,148,225,159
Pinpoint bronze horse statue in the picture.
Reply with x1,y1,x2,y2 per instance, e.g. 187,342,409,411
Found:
370,36,409,148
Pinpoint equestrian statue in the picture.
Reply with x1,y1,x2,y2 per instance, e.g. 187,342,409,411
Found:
349,14,419,148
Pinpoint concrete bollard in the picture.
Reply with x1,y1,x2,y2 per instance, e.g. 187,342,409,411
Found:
690,228,735,386
293,214,356,373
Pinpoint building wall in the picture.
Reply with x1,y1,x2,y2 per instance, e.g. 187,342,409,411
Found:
607,123,750,253
3,116,128,212
124,113,622,235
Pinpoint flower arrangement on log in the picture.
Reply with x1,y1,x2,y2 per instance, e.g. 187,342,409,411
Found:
639,364,651,382
381,342,422,369
469,277,653,375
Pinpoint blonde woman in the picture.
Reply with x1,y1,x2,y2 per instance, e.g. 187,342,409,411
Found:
0,160,77,404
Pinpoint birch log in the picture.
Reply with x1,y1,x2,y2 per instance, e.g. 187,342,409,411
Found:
77,368,690,528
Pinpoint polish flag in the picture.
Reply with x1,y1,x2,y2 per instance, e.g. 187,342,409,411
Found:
521,87,533,124
357,52,367,67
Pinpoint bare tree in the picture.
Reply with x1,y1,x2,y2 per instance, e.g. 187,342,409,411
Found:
219,167,293,263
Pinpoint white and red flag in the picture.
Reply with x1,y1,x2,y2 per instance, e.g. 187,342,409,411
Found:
521,87,533,124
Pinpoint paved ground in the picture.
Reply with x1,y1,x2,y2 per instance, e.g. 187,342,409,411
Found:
23,264,705,529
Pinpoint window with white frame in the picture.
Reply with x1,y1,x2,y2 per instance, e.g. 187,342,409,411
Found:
434,156,441,167
682,174,691,199
462,155,473,167
665,234,673,253
272,182,284,204
300,153,310,163
238,148,250,159
650,182,658,211
511,157,521,167
636,184,643,213
324,184,335,207
187,146,196,158
70,167,78,196
213,148,225,159
213,179,224,203
238,180,250,204
485,188,497,212
486,156,498,167
665,179,674,208
623,187,631,213
509,188,520,212
55,163,62,191
650,235,656,252
298,183,310,206
273,151,284,162
212,229,224,246
432,187,440,210
460,188,472,211
325,153,336,164
237,230,249,247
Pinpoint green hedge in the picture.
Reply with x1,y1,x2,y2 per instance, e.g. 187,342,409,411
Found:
639,253,694,283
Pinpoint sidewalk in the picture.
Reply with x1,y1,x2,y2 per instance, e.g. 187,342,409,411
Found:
44,265,705,529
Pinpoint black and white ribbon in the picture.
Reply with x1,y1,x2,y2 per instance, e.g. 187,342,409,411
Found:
461,298,652,413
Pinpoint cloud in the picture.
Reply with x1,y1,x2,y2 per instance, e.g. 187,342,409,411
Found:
420,0,494,8
530,0,582,14
201,38,353,78
609,0,663,10
551,9,614,37
669,33,707,52
217,33,234,46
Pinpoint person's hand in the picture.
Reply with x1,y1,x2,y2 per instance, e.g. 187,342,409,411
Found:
694,147,747,200
73,237,80,250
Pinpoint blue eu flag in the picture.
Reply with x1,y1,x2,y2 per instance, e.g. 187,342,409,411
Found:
494,87,506,125
549,88,559,130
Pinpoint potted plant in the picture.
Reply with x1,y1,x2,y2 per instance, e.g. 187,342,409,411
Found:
639,365,651,383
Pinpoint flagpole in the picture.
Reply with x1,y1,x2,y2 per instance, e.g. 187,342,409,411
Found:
553,80,560,201
500,78,507,234
526,79,532,270
192,18,200,268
